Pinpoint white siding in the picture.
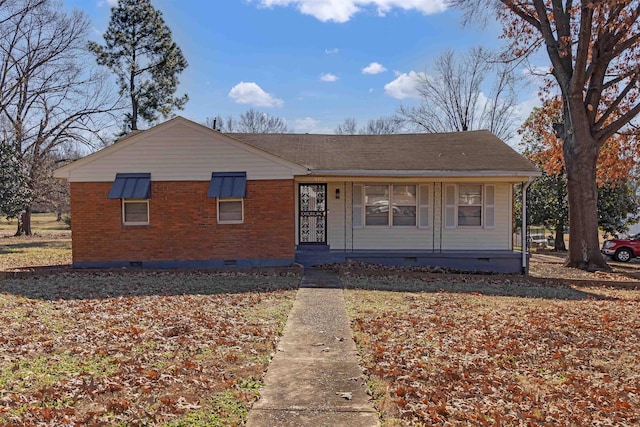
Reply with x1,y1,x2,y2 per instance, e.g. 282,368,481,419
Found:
327,182,348,249
353,228,435,250
440,183,512,250
59,122,304,182
322,180,514,251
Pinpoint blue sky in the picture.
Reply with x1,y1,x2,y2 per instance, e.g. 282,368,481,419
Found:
64,0,541,136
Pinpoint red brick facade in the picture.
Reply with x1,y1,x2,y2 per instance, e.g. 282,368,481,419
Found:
70,180,295,266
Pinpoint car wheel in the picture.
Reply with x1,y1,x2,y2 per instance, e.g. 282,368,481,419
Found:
614,248,633,262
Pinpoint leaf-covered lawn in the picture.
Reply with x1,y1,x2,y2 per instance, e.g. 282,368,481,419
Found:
0,272,299,426
345,279,640,426
0,214,71,271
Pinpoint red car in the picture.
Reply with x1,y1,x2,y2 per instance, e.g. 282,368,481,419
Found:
601,233,640,262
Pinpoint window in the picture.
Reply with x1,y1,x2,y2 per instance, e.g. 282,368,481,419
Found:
122,199,149,225
392,185,416,226
444,184,496,228
358,184,418,227
208,172,247,224
218,199,243,223
458,184,482,226
365,185,389,226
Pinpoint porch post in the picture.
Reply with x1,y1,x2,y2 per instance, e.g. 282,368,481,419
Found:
521,179,533,274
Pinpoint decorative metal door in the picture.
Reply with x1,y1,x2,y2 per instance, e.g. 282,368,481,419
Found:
299,184,327,244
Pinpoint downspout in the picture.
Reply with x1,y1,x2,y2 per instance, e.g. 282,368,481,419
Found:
521,178,533,274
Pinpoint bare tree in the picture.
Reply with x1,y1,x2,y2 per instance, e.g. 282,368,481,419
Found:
236,109,288,133
206,109,288,133
361,116,405,135
335,117,358,134
335,116,404,135
398,47,518,141
0,0,119,235
206,114,237,132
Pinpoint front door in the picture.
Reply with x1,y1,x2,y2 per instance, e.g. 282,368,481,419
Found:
299,184,327,244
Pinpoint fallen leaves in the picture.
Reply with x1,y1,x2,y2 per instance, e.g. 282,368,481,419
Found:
346,284,640,426
0,272,298,426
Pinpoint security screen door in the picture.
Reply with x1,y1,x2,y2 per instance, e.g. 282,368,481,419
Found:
298,184,326,244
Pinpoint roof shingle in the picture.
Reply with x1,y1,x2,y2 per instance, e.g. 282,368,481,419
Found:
229,130,538,173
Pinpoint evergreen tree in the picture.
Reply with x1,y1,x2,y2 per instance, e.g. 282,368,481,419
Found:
89,0,188,131
0,140,31,220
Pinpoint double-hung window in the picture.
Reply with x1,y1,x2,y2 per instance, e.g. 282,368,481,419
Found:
217,199,244,223
108,173,151,226
444,184,495,228
208,172,247,224
392,185,417,226
122,200,150,225
355,184,422,227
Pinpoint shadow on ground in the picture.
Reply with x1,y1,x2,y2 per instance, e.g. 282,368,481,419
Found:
0,240,71,252
339,273,616,301
0,270,301,300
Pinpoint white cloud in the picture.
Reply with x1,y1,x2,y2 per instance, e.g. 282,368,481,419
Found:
325,48,339,55
384,71,425,99
362,62,387,75
228,82,283,108
257,0,446,23
295,117,320,133
320,73,339,82
98,0,118,7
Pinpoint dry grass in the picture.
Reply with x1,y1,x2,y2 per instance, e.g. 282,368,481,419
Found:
345,279,640,426
0,271,299,426
0,213,71,271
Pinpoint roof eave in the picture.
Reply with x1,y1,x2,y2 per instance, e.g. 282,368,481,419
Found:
307,170,542,177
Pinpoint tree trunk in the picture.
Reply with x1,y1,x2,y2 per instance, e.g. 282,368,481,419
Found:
14,206,32,236
554,221,566,251
562,114,609,271
21,206,32,236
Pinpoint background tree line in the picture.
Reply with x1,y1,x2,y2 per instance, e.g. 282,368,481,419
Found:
0,0,187,234
3,0,640,275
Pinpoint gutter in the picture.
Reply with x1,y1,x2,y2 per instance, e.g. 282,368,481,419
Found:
308,170,542,178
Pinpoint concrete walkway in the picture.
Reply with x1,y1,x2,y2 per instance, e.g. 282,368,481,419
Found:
245,269,379,427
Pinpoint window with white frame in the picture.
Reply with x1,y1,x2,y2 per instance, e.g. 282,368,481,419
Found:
122,199,149,225
218,198,243,223
458,184,483,226
444,184,495,228
365,185,390,226
356,184,419,227
392,185,417,226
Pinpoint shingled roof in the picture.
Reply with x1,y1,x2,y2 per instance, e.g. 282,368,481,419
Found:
229,130,539,175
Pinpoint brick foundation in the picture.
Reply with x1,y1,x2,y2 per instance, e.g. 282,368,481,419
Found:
70,180,295,267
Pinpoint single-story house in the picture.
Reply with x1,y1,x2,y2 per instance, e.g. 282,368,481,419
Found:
53,117,540,273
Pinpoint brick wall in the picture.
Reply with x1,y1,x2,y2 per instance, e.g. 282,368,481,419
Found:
70,180,295,265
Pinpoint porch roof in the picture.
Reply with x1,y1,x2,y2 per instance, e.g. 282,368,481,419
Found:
229,130,539,176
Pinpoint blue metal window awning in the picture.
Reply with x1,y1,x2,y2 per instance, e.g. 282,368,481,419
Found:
108,173,151,199
208,172,247,198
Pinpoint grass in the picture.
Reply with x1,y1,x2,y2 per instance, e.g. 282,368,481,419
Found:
0,213,71,271
344,279,640,426
0,272,299,426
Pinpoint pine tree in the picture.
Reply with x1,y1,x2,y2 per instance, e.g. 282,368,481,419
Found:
0,140,31,221
89,0,188,131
